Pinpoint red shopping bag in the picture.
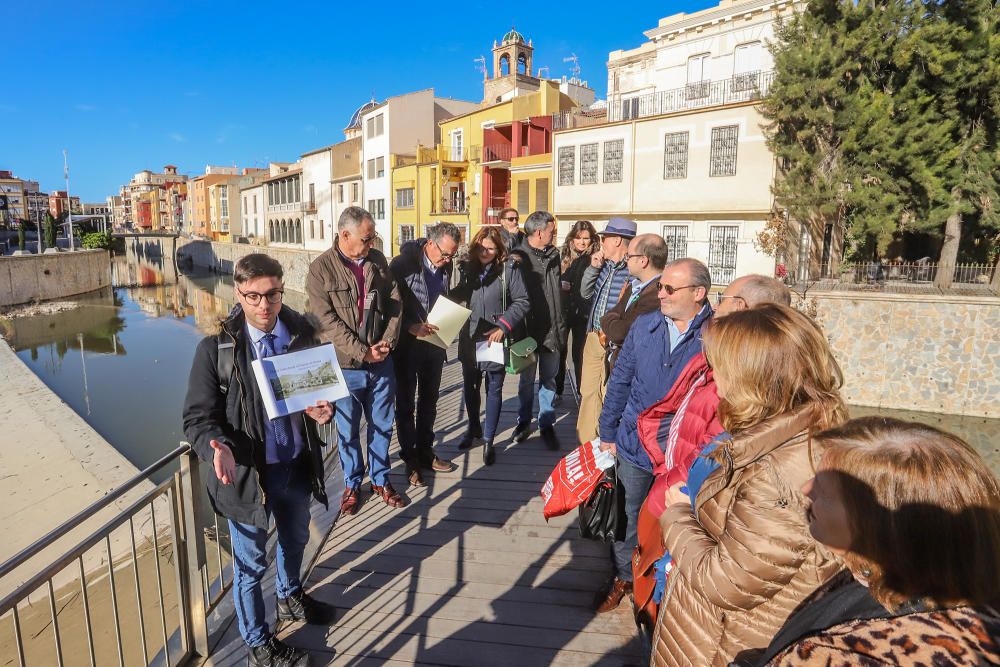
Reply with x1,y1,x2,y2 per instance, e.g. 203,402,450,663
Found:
540,441,615,520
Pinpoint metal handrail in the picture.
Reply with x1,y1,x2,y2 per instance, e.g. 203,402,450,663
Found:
0,444,190,582
0,444,213,666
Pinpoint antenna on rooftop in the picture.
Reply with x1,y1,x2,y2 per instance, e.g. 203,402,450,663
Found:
474,56,487,82
563,53,581,79
537,66,550,79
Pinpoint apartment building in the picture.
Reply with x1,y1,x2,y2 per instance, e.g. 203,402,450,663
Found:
553,0,802,284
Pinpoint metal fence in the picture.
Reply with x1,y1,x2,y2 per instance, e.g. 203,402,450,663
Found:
797,261,997,294
607,70,776,123
0,446,223,667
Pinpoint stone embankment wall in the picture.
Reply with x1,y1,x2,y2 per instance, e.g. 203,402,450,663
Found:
0,250,112,307
172,238,999,418
808,291,999,418
175,238,323,290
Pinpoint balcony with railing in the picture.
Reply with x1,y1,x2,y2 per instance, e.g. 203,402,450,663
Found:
481,144,513,164
606,70,776,123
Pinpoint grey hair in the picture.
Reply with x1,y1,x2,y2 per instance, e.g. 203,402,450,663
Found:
338,205,372,231
632,234,669,270
665,258,712,301
738,274,792,307
524,210,555,235
427,222,461,245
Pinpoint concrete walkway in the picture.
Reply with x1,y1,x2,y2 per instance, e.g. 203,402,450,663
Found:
203,355,645,666
0,336,146,596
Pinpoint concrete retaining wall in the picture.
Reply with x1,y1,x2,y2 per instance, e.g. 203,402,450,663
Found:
175,238,323,291
809,291,1000,418
0,250,112,307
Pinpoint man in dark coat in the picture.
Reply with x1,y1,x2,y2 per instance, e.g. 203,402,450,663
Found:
388,222,461,487
497,207,524,249
183,253,335,667
509,210,566,450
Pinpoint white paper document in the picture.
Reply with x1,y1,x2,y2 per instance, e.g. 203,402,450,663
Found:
423,296,472,349
475,340,506,364
251,343,349,420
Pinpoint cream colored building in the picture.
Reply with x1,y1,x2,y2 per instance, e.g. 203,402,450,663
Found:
264,163,304,247
553,0,801,284
300,146,336,251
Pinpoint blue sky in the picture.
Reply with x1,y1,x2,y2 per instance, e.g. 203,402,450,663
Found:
4,0,714,201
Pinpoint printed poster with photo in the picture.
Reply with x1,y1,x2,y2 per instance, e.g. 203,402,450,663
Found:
250,343,349,420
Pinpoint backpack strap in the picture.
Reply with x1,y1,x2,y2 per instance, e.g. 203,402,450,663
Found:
217,341,235,395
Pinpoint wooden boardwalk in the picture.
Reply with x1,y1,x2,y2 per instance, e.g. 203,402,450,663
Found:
204,354,645,666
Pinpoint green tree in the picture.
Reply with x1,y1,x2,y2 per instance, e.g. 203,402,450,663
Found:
763,0,1000,288
44,212,57,249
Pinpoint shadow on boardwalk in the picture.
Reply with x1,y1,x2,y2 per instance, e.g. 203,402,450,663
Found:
206,356,645,666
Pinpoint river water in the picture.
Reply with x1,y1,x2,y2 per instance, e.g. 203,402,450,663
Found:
3,246,998,474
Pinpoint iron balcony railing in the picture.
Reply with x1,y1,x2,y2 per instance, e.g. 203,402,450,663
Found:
819,261,996,286
607,70,776,123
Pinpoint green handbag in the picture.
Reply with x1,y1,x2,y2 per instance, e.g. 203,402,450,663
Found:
500,262,537,375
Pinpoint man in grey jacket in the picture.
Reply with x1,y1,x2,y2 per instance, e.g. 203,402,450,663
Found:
509,210,566,450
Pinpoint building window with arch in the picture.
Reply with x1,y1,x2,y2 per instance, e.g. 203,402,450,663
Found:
295,220,302,244
310,219,315,239
500,53,510,76
517,52,528,75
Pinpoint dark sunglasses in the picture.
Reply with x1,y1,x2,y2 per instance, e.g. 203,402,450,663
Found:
656,283,697,295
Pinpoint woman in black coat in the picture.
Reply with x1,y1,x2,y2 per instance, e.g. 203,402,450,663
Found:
451,226,530,465
557,220,599,399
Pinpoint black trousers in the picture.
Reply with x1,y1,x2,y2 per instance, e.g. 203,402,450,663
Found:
393,339,447,468
556,319,588,395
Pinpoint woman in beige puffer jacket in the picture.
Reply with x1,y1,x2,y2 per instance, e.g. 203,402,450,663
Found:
650,304,848,667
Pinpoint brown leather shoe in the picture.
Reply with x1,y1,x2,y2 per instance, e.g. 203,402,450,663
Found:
595,577,632,613
427,456,456,473
407,466,426,487
371,481,407,508
340,486,360,516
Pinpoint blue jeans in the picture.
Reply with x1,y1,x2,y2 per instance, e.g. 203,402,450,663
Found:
335,359,396,488
228,460,312,647
462,364,506,441
612,456,654,582
517,347,560,429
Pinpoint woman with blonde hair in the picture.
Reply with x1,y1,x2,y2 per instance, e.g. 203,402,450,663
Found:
650,304,846,666
760,417,1000,665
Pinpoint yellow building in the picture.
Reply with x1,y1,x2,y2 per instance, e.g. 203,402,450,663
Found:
390,80,580,254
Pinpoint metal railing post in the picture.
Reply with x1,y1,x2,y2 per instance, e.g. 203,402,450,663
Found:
175,450,209,657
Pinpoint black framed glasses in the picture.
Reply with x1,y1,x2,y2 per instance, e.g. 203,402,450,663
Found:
502,216,519,222
433,238,457,260
237,287,284,305
656,283,697,295
624,253,645,261
359,231,380,245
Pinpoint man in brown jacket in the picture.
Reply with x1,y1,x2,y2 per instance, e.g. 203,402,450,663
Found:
599,233,668,369
306,206,403,515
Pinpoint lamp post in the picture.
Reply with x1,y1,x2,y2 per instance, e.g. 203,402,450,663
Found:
64,150,75,251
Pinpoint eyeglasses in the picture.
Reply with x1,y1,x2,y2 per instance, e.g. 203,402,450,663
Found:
358,231,380,245
624,253,645,261
656,283,698,295
503,216,519,222
237,287,284,305
715,293,747,306
433,238,457,260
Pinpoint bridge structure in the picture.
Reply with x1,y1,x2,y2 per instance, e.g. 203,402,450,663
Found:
0,355,645,666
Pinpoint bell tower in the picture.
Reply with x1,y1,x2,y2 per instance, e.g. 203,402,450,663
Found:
483,27,540,104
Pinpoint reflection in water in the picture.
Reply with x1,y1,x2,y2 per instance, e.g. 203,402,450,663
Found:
5,244,306,472
5,244,998,478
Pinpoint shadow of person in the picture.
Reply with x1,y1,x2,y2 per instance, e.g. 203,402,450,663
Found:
282,363,643,665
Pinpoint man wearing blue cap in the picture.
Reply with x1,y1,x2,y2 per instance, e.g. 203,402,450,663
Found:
575,216,636,444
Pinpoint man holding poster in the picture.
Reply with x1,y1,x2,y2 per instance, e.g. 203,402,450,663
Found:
183,253,336,667
389,222,462,487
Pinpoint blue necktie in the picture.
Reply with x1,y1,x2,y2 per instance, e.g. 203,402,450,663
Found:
261,333,293,454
